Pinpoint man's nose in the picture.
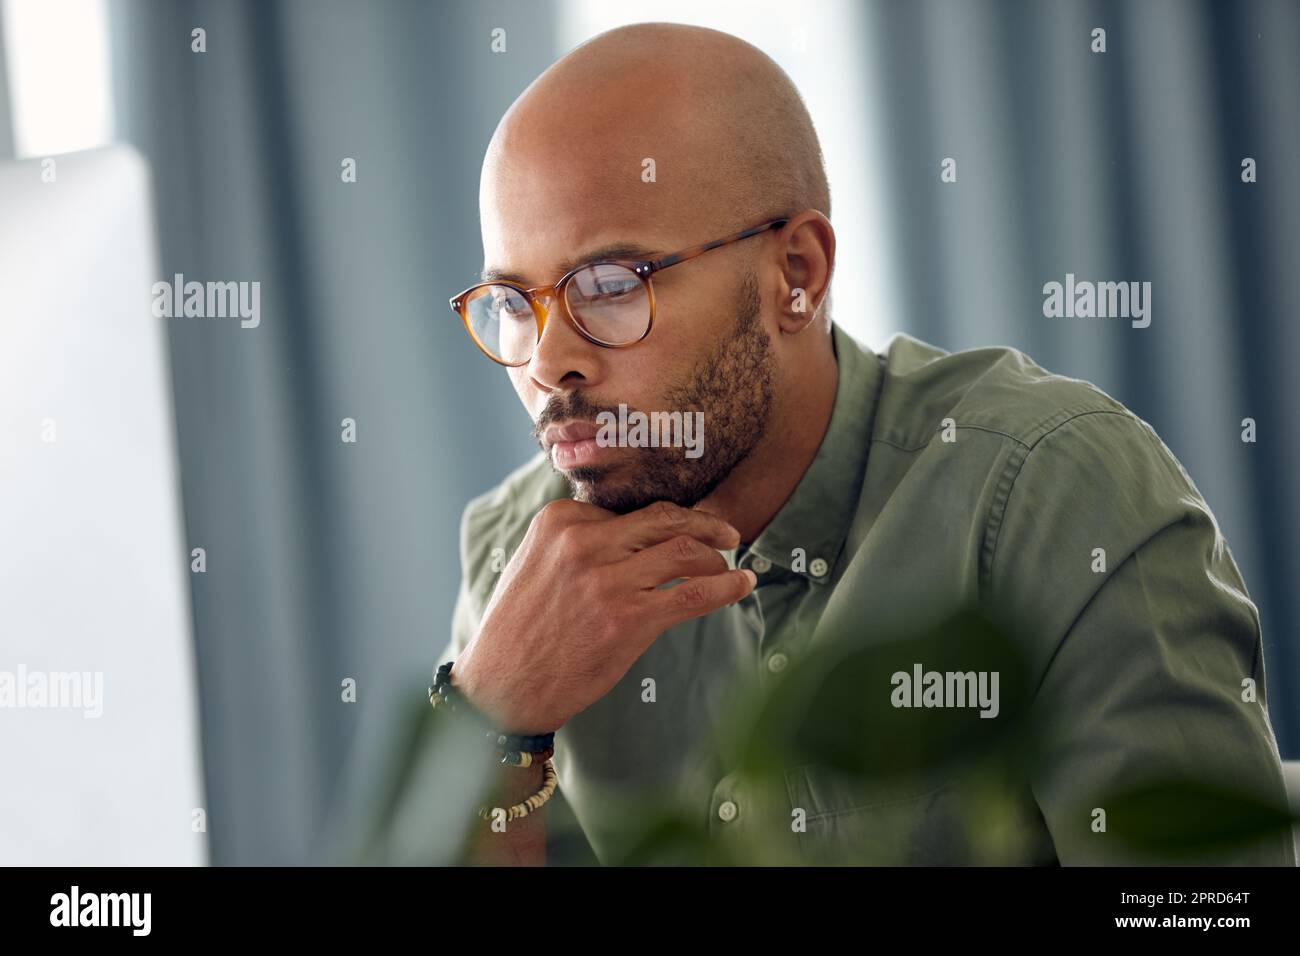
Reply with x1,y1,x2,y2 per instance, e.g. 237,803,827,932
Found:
528,290,603,389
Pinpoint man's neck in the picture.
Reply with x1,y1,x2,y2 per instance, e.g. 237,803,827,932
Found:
694,343,839,544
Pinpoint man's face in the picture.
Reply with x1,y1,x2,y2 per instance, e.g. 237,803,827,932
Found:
480,146,776,513
532,266,774,513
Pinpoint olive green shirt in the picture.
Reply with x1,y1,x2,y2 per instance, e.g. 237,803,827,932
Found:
437,322,1295,866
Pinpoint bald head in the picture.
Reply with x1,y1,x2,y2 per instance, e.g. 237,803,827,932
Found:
481,22,830,253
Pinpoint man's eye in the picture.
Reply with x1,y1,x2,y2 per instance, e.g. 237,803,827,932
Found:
491,296,529,316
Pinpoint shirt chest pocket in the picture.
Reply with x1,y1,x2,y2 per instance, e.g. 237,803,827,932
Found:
783,764,970,865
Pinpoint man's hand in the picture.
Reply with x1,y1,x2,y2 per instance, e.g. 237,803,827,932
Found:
453,499,755,733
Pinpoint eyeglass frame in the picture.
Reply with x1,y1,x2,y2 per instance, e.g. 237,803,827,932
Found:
448,217,790,366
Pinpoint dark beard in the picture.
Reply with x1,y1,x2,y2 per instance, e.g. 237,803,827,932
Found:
534,268,775,514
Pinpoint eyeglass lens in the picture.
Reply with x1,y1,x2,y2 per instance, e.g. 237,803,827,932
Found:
463,262,651,363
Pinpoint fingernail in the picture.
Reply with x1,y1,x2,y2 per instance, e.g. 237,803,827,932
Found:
743,569,757,587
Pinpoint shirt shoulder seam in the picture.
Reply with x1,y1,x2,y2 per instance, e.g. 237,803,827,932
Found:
979,407,1140,600
872,399,1126,455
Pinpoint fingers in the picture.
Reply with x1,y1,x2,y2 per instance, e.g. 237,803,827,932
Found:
608,500,741,555
643,567,757,629
620,534,732,588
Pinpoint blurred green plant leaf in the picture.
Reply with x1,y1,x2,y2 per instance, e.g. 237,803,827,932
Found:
723,608,1037,780
1097,775,1298,860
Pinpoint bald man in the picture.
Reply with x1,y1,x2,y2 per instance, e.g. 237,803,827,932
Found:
431,23,1294,866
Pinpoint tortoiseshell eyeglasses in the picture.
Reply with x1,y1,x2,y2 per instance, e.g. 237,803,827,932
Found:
449,218,789,366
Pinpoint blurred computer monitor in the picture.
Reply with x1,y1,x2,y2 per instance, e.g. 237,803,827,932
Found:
0,144,207,865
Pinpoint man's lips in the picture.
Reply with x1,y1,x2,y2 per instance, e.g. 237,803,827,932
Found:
543,420,601,448
543,420,611,471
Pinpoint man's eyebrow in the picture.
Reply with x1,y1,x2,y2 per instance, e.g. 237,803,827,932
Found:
480,242,660,285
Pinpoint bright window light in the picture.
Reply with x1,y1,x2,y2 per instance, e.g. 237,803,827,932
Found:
2,0,114,158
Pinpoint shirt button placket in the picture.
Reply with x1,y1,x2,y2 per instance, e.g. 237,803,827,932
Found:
707,780,747,864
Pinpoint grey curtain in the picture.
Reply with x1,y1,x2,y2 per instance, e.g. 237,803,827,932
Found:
103,0,1297,864
861,0,1299,756
107,0,559,864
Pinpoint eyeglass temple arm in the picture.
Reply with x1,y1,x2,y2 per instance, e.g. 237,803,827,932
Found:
640,219,789,276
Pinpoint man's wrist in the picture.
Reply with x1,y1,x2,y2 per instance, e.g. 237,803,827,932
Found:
485,760,547,808
450,653,545,734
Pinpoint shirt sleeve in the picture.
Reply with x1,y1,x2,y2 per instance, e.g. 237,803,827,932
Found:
438,548,477,667
437,493,497,667
987,409,1296,865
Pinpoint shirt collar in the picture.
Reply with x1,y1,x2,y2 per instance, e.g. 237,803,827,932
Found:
735,322,883,585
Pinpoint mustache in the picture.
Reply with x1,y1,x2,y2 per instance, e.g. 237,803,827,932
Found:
532,393,630,445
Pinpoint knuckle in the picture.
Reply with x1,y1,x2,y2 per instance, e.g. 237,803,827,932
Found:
531,500,567,532
674,581,708,610
554,523,586,557
671,534,699,560
653,500,687,528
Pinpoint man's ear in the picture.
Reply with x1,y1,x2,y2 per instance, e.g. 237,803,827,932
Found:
772,210,835,334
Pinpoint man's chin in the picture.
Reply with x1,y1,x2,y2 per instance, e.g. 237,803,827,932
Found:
564,464,611,483
563,467,715,515
564,466,649,514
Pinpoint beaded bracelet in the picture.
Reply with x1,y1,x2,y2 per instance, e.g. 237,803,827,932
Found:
428,661,556,765
476,758,558,823
501,746,554,769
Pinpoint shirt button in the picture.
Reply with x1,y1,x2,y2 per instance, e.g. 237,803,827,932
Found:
767,652,789,673
809,558,829,578
751,555,772,574
717,800,739,822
